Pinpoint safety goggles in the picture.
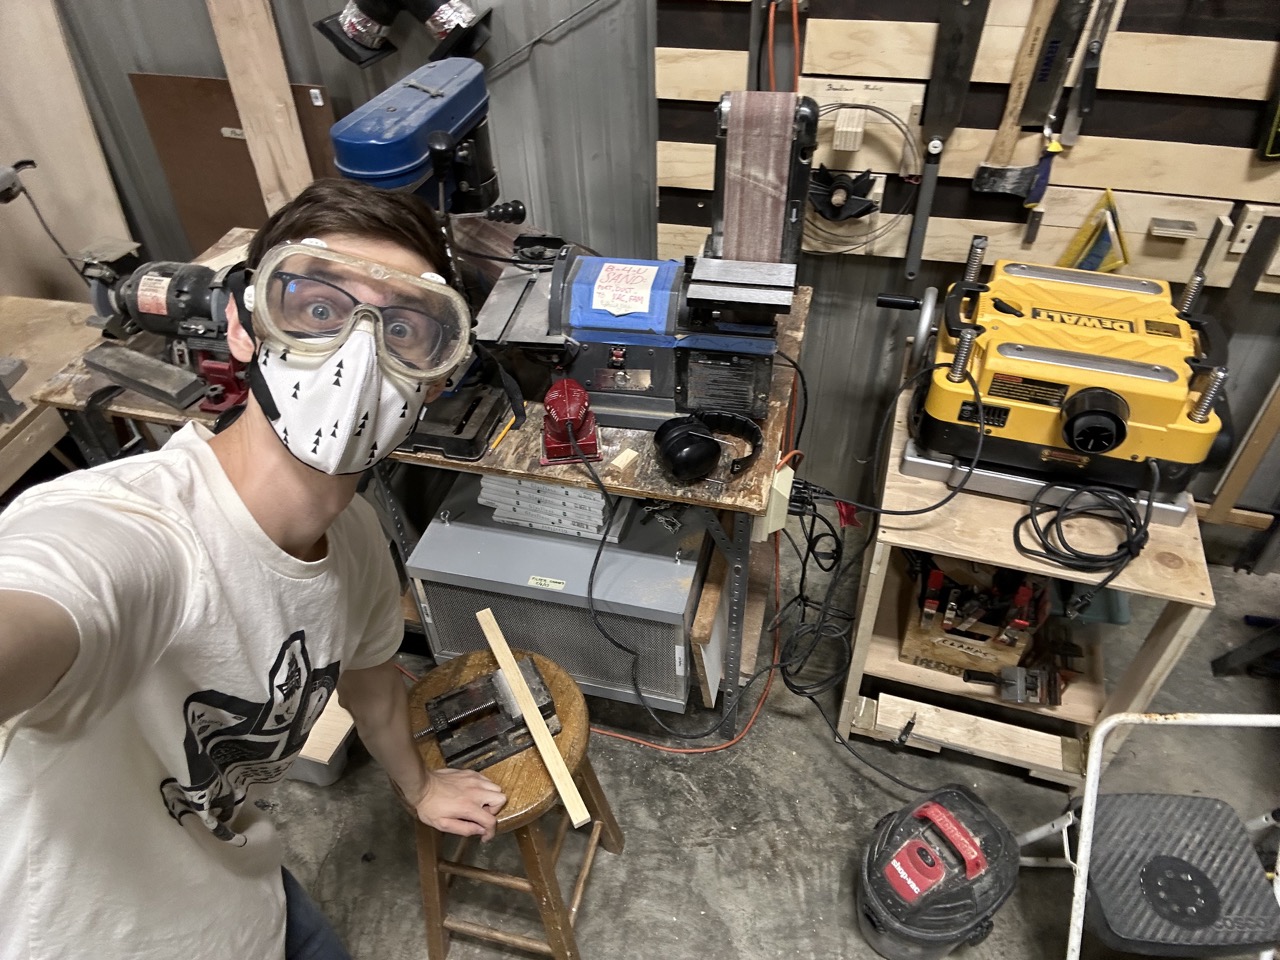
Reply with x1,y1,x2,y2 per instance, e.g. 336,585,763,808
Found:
251,241,471,381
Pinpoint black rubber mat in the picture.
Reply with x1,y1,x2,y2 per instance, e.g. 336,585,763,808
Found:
1086,794,1280,956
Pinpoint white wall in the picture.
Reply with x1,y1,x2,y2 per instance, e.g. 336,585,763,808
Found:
0,0,131,301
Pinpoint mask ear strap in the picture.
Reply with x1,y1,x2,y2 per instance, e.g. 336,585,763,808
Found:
221,264,281,420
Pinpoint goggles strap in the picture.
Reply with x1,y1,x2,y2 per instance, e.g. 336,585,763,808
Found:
223,266,256,340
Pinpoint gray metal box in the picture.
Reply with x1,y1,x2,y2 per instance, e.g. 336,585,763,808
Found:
407,475,702,711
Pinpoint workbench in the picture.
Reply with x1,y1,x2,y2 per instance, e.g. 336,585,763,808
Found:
0,296,104,495
837,392,1216,785
30,229,808,736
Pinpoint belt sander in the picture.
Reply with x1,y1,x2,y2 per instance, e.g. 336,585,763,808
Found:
886,238,1230,518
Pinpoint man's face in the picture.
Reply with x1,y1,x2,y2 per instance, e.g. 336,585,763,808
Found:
226,233,456,403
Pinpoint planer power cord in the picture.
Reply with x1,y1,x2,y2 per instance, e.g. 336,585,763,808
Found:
1012,459,1160,617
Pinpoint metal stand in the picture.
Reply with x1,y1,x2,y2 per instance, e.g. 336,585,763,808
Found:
691,506,754,737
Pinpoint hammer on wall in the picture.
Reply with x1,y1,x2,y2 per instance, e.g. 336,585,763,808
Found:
972,0,1060,196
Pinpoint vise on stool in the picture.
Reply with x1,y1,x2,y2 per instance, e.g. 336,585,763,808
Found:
413,657,561,771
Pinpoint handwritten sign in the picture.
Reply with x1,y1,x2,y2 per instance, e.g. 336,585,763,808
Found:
592,262,659,316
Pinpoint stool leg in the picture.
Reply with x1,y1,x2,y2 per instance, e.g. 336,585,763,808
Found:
577,757,624,854
515,820,581,960
415,820,450,959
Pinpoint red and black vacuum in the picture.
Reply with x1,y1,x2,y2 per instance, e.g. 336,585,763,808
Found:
857,785,1020,960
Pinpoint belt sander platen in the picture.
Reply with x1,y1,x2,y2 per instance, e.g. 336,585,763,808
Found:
413,657,561,771
883,238,1231,514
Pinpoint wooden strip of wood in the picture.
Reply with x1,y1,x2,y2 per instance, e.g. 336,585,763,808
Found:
933,127,1278,204
299,696,354,764
205,0,312,213
691,551,727,647
657,140,716,190
1207,373,1280,523
476,609,590,827
1194,502,1275,531
655,47,749,102
875,694,1079,783
802,20,1277,101
1100,33,1277,102
657,222,711,260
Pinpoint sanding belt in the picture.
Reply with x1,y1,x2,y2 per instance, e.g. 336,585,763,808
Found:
721,91,796,264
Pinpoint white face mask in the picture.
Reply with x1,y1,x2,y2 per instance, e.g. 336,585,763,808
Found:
254,322,426,475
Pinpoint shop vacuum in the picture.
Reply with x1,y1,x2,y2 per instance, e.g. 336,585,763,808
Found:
857,786,1020,959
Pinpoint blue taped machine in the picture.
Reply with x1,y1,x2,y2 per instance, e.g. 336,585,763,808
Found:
475,91,818,430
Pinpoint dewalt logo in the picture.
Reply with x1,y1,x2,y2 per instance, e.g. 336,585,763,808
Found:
1030,307,1136,333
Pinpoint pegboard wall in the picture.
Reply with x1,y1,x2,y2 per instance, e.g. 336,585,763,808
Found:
654,0,1280,292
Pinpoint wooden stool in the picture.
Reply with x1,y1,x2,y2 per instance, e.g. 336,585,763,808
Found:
407,651,624,959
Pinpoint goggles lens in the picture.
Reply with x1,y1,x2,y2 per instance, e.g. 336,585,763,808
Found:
253,244,470,378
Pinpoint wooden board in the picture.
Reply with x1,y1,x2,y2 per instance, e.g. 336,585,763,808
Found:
870,693,1082,785
657,141,716,191
655,47,748,101
0,296,105,485
298,696,355,765
803,20,1277,101
876,393,1216,609
0,0,131,302
205,0,312,214
130,74,339,254
657,223,711,261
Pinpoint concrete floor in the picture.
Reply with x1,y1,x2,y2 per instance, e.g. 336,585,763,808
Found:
276,530,1280,960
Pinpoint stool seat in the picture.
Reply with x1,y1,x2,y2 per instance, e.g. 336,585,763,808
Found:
408,650,589,833
407,650,623,960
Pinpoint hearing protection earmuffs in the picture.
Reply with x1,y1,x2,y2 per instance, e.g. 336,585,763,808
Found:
653,411,762,483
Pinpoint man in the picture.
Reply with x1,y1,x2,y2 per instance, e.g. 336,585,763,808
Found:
0,179,505,959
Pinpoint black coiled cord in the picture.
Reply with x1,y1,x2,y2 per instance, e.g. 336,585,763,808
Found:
1012,459,1160,617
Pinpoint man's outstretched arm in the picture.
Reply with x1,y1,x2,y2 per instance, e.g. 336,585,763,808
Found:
0,591,80,727
337,661,507,840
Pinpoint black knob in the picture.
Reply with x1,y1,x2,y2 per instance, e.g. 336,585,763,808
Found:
1062,387,1129,454
427,131,457,180
485,201,527,224
877,293,921,311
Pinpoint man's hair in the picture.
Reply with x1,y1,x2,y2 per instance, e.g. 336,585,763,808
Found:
246,178,453,284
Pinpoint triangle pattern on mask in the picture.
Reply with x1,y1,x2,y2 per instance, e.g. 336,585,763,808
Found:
365,441,378,465
354,411,368,437
282,427,289,447
291,382,300,400
331,420,339,439
333,359,344,387
399,401,408,419
261,346,270,365
312,429,322,454
280,347,289,361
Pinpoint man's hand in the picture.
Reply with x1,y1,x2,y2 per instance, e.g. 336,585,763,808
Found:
414,768,507,840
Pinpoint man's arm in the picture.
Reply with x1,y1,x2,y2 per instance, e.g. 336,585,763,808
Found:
337,661,506,839
0,591,80,726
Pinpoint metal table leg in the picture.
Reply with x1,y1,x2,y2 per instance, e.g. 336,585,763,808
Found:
691,507,753,737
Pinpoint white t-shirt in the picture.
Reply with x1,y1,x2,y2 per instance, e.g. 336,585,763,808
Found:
0,423,403,960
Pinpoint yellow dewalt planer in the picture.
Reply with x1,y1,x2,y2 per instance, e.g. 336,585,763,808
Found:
882,238,1230,524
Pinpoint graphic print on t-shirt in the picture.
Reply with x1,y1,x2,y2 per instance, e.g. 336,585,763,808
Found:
159,631,339,844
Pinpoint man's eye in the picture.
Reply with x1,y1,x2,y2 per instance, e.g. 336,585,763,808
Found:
386,321,412,340
308,303,333,322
